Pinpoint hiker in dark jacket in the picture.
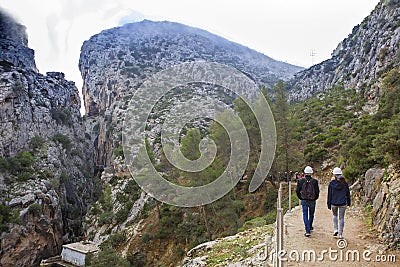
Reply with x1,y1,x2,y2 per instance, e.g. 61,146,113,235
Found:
296,166,320,237
327,167,351,239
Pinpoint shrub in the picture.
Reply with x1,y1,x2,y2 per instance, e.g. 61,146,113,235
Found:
102,232,127,249
52,133,72,151
92,123,100,134
1,152,35,175
18,172,35,181
12,80,24,96
98,211,114,226
127,251,146,267
0,205,19,233
113,145,124,158
86,247,130,267
60,172,70,183
109,175,120,186
239,217,266,231
38,169,54,180
89,203,100,216
306,148,328,163
141,232,152,243
115,201,133,223
123,179,140,201
28,203,42,214
116,192,128,203
323,136,340,148
100,186,113,212
50,178,60,190
0,157,8,172
16,152,35,168
30,135,46,150
50,108,73,126
8,208,20,224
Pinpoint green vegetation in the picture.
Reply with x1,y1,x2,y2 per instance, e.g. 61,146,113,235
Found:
12,80,24,96
100,232,127,249
52,133,72,152
113,145,124,158
100,185,113,212
98,211,114,226
50,108,73,126
115,201,133,223
96,178,141,226
0,204,20,234
269,82,303,177
18,171,35,181
86,247,131,267
195,224,273,266
28,203,42,214
341,68,400,179
0,151,35,179
291,68,400,181
30,135,46,150
135,90,300,264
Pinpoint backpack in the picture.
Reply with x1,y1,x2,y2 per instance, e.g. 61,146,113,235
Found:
300,178,316,200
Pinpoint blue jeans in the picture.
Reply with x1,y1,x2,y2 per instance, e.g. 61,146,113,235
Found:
301,200,316,234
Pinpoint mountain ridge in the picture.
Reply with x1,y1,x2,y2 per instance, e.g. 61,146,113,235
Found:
1,0,399,265
288,0,400,105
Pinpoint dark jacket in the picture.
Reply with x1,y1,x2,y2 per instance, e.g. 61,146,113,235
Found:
327,179,351,209
296,175,320,201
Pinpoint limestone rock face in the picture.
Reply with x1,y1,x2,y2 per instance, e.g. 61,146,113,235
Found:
79,20,303,117
289,0,400,103
359,166,400,248
0,9,37,72
0,187,63,267
364,168,384,204
0,10,95,267
79,20,303,167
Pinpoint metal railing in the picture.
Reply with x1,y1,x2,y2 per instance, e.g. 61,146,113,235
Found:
274,181,295,267
275,183,284,267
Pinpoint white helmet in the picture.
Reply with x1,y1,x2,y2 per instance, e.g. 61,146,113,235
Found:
333,167,343,175
304,166,313,174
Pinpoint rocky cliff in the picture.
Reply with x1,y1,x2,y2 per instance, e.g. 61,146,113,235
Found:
78,20,303,264
289,0,400,104
352,166,400,249
0,10,95,266
79,20,303,168
0,10,37,72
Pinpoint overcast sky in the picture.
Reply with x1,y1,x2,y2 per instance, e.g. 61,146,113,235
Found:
2,0,380,103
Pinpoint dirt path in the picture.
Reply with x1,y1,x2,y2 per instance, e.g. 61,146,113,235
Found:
283,184,399,266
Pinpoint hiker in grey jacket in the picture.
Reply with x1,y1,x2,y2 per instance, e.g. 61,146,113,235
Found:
327,167,351,239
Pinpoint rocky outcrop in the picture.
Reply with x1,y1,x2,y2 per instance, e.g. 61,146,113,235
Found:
0,10,95,266
79,20,303,167
289,0,400,103
180,226,274,267
80,20,303,117
1,185,63,267
353,166,400,248
0,9,37,72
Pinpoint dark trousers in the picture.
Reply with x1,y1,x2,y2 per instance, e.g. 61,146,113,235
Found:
301,200,316,234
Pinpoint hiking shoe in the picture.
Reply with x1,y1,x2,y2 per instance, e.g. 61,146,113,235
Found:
339,234,343,239
310,227,314,231
305,233,311,237
333,232,338,236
